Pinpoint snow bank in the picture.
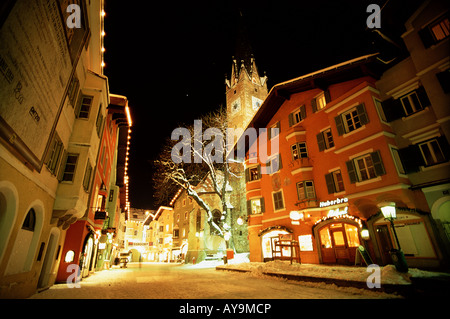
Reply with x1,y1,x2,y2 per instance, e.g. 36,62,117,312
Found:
218,260,450,286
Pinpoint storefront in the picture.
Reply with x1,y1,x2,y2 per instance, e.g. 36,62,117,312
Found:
259,226,293,262
369,211,439,269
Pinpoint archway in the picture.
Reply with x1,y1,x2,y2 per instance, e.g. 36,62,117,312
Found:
0,181,18,264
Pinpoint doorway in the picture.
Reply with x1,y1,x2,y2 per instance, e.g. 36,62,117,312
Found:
318,222,360,264
37,228,60,288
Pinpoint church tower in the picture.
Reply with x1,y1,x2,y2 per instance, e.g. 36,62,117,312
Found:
225,13,268,254
225,16,268,132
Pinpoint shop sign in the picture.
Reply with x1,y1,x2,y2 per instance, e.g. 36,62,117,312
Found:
128,242,149,246
298,235,313,251
327,206,348,218
319,197,348,208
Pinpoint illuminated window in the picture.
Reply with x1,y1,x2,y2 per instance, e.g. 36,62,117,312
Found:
319,228,332,249
345,224,360,247
247,198,265,215
64,250,75,263
291,142,308,160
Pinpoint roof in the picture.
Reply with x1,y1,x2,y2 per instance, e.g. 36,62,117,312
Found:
244,53,381,132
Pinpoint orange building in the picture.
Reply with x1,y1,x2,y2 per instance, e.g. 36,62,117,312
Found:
239,54,444,269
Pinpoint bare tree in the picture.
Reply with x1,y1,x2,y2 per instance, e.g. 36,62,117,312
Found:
153,107,241,248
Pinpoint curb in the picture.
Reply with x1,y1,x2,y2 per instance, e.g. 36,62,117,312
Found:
216,266,412,296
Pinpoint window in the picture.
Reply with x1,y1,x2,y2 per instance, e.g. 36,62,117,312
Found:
346,151,385,183
355,154,377,181
76,95,93,119
325,170,345,194
431,17,450,41
268,122,280,139
297,180,315,200
272,191,284,211
419,138,447,166
316,129,334,152
312,90,331,112
61,153,79,182
45,134,64,175
246,166,260,182
335,104,369,135
291,142,308,160
173,229,179,239
22,208,36,231
288,105,306,126
400,91,423,116
268,154,282,173
419,16,450,48
247,198,265,215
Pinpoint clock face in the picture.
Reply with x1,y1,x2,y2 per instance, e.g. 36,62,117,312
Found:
252,96,263,110
231,98,241,114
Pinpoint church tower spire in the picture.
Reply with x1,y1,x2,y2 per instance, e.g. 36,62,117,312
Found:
225,11,268,131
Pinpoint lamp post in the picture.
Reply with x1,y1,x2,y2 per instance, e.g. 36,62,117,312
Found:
378,202,408,273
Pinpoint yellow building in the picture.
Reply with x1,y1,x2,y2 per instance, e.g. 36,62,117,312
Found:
0,0,110,297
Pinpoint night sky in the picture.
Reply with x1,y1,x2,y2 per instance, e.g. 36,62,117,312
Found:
103,0,424,209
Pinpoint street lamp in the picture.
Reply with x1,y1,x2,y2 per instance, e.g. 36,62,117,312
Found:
378,202,408,272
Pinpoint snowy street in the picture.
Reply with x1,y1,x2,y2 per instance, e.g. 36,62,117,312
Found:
29,262,400,299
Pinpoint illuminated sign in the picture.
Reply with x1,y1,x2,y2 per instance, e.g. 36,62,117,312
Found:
327,206,348,218
319,197,348,208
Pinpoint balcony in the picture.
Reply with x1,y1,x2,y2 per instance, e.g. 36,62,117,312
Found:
288,157,313,176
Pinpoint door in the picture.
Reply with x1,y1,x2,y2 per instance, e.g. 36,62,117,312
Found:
376,225,393,264
329,224,349,264
37,230,59,288
319,227,336,263
319,222,361,264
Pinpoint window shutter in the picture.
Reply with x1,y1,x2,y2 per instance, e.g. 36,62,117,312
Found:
325,173,335,194
334,115,345,136
245,168,249,182
346,160,358,184
416,86,431,108
257,164,261,179
300,104,306,120
418,27,434,49
436,69,450,94
57,150,68,182
311,98,317,113
398,145,424,173
278,154,282,170
324,89,331,103
356,103,369,125
247,200,251,215
316,132,325,152
288,113,294,127
370,150,386,176
260,197,265,213
437,135,450,160
381,98,404,122
74,94,83,118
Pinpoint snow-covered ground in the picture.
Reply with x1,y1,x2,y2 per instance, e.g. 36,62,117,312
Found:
216,253,450,286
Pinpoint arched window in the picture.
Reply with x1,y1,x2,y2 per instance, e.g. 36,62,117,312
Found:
22,208,36,231
211,210,222,235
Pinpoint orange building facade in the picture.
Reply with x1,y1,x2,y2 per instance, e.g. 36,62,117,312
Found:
241,55,444,269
